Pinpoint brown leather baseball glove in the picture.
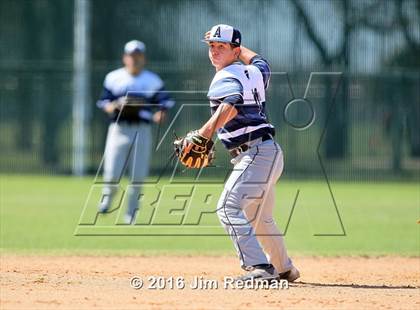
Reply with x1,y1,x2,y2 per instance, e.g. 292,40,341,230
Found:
173,130,215,168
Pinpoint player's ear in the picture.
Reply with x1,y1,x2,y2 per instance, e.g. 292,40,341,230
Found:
233,46,241,58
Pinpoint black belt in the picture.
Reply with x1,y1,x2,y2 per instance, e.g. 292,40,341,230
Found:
112,119,150,125
229,134,272,158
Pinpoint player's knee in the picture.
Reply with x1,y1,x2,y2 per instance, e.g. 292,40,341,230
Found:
216,200,243,226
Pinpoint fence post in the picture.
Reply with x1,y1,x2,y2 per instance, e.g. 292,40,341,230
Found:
72,0,91,176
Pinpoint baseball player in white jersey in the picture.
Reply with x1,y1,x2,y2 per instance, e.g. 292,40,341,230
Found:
199,25,300,282
97,40,175,224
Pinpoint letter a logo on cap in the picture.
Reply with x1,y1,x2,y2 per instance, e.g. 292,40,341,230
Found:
202,24,241,46
213,26,221,38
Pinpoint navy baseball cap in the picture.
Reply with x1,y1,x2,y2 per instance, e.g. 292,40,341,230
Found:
124,40,146,54
202,24,241,46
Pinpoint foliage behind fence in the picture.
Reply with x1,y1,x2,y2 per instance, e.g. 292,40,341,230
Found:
1,0,419,180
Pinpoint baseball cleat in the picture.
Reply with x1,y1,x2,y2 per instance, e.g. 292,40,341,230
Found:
98,196,112,213
235,264,278,282
278,266,300,282
124,214,135,225
98,203,110,213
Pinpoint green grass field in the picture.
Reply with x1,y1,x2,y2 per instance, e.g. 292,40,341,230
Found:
0,174,419,256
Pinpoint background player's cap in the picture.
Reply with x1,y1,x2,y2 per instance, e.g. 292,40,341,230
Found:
124,40,146,54
202,24,241,46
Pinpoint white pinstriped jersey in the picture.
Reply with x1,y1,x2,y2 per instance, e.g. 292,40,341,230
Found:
207,55,274,149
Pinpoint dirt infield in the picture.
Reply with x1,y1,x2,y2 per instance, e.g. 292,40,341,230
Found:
1,255,419,309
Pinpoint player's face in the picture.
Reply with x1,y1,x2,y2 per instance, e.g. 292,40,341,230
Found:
208,42,239,70
123,52,145,75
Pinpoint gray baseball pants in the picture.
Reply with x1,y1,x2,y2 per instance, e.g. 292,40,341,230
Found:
216,138,294,273
101,122,152,218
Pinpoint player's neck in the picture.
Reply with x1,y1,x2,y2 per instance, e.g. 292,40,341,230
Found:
215,61,235,72
126,67,143,76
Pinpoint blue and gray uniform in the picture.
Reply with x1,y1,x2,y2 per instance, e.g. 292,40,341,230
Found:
208,56,275,149
209,56,295,274
98,68,174,122
97,67,174,223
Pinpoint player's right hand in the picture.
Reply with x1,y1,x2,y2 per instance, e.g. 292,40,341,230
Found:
104,102,119,114
204,31,211,41
152,110,166,124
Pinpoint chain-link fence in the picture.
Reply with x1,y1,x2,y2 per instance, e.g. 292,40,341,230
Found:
1,0,419,180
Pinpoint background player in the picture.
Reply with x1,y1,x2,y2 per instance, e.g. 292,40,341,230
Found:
199,24,300,281
96,40,175,224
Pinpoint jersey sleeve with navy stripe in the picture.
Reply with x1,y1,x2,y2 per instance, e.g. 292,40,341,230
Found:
222,94,243,106
207,77,243,101
96,68,126,109
250,55,271,89
97,86,118,108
